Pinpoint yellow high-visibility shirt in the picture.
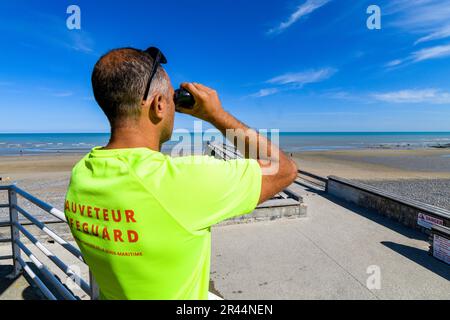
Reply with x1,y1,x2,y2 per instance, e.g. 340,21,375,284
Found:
64,147,261,299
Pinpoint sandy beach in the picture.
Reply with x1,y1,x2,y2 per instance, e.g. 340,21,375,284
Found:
292,148,450,180
291,148,450,210
0,148,449,222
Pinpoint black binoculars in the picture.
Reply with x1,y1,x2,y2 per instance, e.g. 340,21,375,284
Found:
174,88,195,109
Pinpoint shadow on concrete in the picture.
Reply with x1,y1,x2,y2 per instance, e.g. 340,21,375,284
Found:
0,265,16,296
381,241,450,281
321,193,428,241
24,262,81,300
0,264,42,300
22,283,43,300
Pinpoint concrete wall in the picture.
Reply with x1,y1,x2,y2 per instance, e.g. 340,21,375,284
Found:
219,199,307,226
327,176,450,233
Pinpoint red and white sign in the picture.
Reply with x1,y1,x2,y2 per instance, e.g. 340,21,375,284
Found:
417,213,443,229
433,234,450,265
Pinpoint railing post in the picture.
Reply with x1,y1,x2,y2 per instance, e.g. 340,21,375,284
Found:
89,271,100,300
8,187,22,278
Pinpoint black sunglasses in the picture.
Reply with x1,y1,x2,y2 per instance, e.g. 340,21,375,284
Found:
142,47,167,101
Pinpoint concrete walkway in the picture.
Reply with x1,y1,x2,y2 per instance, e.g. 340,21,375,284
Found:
1,183,449,300
210,184,450,299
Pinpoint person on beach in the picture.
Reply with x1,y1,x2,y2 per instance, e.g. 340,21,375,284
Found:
64,47,297,300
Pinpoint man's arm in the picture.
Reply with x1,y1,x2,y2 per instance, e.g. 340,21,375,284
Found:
178,83,298,204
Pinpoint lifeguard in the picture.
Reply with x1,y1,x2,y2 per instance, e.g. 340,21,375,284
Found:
64,46,297,300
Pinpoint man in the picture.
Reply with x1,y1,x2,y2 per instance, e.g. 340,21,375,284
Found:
65,47,297,300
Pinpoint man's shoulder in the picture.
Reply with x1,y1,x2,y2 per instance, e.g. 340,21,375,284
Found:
72,148,165,168
168,155,256,171
169,154,256,164
71,152,91,173
167,155,259,179
169,154,221,166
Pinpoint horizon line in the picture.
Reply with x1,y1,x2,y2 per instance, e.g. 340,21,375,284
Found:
1,131,450,134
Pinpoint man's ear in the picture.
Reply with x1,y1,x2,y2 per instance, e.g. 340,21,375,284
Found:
147,94,164,125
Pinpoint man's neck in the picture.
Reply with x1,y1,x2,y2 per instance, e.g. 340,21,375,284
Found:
104,127,161,152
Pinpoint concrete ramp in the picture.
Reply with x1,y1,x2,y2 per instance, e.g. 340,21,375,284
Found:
210,184,450,299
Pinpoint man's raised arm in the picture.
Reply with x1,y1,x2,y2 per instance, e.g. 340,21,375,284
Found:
178,83,298,204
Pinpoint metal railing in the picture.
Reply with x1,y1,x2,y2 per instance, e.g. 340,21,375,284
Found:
0,184,97,300
296,170,328,191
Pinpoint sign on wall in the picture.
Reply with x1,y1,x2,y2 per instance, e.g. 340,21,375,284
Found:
433,234,450,265
417,213,444,229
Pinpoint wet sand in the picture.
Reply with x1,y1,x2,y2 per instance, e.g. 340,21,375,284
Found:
0,154,84,177
291,148,450,180
0,154,83,239
291,148,450,211
1,148,448,180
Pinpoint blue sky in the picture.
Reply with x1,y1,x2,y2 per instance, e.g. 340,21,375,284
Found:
1,0,450,133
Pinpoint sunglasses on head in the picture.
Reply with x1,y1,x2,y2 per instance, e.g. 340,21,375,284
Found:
142,47,167,102
142,46,195,109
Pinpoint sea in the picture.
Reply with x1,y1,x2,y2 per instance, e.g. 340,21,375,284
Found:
0,132,449,156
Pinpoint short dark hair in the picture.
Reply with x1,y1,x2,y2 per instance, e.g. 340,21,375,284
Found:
91,47,168,127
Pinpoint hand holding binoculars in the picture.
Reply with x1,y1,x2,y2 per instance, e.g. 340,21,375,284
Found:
174,88,195,110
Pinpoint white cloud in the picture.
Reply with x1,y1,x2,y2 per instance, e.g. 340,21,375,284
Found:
385,59,404,68
386,0,450,33
267,68,337,86
250,88,279,98
386,43,450,67
3,13,96,55
411,44,450,62
65,31,95,54
415,25,450,45
321,90,369,103
251,68,336,98
372,89,450,104
268,0,331,35
385,1,450,66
